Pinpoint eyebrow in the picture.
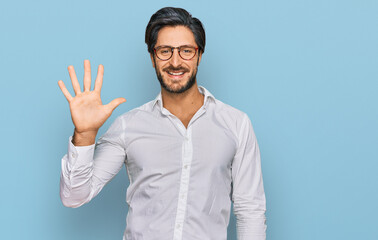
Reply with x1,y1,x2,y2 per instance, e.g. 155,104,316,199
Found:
155,44,197,48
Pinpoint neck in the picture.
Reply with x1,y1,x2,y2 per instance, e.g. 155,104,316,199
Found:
161,83,204,118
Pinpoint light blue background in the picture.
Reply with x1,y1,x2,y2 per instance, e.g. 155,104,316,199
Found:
1,0,377,239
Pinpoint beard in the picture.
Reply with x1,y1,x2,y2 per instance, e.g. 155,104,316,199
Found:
154,58,198,94
156,69,197,94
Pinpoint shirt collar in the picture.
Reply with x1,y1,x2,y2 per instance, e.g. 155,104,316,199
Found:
152,85,215,111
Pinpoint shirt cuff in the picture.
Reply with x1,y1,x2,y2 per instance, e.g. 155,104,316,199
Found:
67,136,95,166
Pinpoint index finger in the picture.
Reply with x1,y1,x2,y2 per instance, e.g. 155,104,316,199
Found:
94,64,104,93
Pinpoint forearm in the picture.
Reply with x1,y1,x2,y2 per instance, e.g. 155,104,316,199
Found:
60,136,97,208
60,119,127,208
234,197,266,240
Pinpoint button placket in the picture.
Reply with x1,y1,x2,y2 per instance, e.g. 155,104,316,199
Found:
172,127,193,240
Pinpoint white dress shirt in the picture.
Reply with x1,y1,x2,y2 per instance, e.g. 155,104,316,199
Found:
60,86,266,240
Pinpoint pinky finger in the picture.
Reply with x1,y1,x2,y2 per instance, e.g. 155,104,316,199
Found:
58,80,74,102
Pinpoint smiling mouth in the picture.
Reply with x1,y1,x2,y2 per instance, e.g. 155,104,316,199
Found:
168,71,185,76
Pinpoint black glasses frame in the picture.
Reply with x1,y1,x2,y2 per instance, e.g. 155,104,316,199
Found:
154,46,199,61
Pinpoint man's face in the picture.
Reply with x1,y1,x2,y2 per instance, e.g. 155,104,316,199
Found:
151,26,202,94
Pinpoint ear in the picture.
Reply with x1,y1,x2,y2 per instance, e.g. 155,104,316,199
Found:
150,53,155,68
197,52,202,66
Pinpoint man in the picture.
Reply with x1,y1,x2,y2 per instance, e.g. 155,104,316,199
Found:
58,7,266,240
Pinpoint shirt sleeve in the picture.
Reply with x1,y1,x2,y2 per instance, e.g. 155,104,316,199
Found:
60,116,126,208
231,114,267,240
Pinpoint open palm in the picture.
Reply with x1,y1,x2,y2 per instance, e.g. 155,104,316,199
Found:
58,60,126,135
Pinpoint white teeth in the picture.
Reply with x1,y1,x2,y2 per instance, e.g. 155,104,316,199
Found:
169,72,184,76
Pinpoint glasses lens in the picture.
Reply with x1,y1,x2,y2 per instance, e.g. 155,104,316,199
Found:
156,47,172,60
180,46,196,59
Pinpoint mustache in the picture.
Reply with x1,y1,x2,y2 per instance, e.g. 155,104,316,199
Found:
163,66,189,72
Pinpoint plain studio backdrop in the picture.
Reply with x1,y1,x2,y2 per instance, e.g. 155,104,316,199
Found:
0,0,377,239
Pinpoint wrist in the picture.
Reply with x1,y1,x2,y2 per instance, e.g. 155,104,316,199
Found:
72,129,98,146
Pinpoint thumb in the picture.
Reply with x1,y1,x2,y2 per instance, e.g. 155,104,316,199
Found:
106,97,127,112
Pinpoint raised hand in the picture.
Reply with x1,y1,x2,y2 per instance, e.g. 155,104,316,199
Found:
58,60,126,146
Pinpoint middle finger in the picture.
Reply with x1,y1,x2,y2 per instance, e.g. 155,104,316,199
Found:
83,59,91,92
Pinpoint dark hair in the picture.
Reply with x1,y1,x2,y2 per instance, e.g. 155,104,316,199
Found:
145,7,206,55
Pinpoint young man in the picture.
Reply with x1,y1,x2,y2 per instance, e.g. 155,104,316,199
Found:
58,7,266,240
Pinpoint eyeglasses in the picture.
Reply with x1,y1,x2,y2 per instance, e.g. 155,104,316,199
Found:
154,45,199,61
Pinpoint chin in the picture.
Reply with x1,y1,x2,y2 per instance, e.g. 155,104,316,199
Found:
166,80,189,90
158,72,197,94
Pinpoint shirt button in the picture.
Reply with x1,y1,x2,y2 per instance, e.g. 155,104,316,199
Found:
176,224,181,229
184,165,188,169
71,153,76,158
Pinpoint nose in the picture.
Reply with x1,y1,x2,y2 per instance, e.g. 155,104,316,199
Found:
169,48,181,67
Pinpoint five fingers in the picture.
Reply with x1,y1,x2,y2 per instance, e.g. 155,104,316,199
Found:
59,60,125,108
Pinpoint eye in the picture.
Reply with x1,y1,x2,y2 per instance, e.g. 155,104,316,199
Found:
157,47,171,55
182,48,194,53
